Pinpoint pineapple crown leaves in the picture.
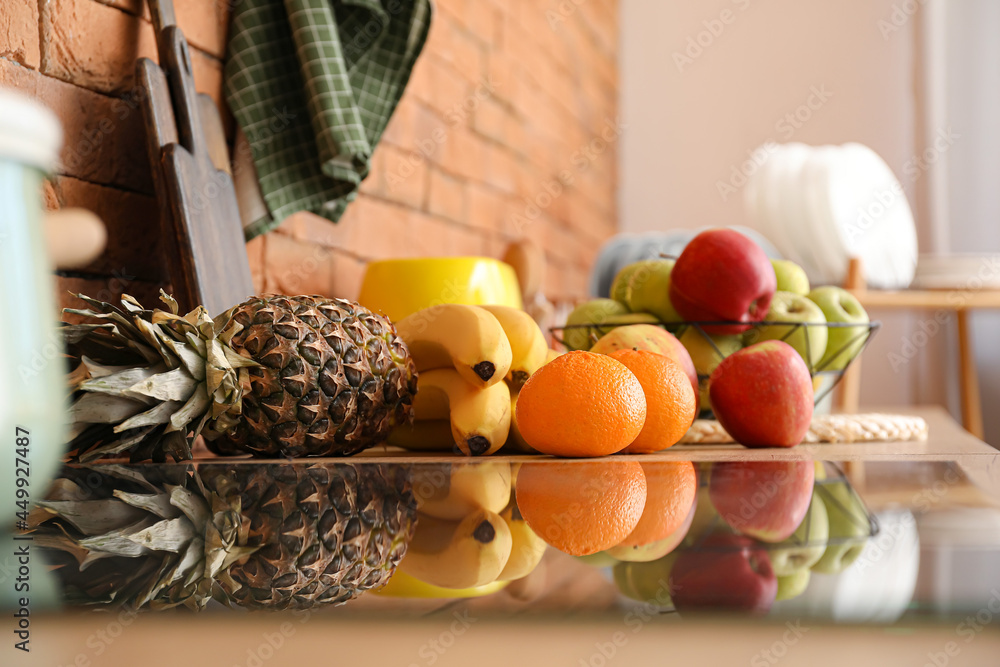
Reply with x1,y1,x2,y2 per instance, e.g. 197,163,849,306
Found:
65,291,260,462
30,465,259,611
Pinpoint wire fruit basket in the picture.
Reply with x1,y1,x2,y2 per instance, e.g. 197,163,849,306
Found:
550,319,880,410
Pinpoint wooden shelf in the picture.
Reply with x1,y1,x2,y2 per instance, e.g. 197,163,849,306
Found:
851,288,1000,310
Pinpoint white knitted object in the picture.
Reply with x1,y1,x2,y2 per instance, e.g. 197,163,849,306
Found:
679,413,928,444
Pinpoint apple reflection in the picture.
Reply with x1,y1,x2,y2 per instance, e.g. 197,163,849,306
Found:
608,461,875,615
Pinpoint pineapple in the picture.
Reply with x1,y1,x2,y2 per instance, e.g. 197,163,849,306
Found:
31,461,418,610
65,293,417,461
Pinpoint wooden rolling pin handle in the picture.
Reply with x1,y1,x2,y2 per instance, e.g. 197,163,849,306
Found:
44,208,107,270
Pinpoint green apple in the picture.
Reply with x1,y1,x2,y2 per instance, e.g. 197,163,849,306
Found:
563,298,629,350
769,491,829,576
610,262,644,305
679,327,742,411
807,286,871,371
775,569,811,601
612,551,680,606
750,291,828,370
812,480,870,574
624,259,682,323
771,259,810,295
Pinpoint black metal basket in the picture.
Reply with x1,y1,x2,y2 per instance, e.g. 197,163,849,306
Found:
550,319,880,409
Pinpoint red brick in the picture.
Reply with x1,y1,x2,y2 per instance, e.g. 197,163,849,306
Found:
462,0,498,44
427,168,467,223
42,180,60,211
358,146,383,197
42,0,223,103
169,0,230,60
485,57,517,113
58,275,166,323
543,259,568,302
564,265,589,300
467,183,504,231
439,128,486,183
0,59,153,193
424,14,485,84
484,144,517,194
472,96,507,144
434,0,467,32
0,0,41,69
382,96,418,148
408,54,469,116
338,196,413,260
278,203,415,264
378,145,429,210
407,212,485,257
504,111,527,158
99,0,229,59
263,231,335,297
403,211,445,256
53,176,165,281
277,211,347,249
330,250,367,302
24,0,621,313
383,99,443,153
245,235,266,293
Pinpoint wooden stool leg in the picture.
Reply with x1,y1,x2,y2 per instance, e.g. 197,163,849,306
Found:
838,258,865,413
839,358,862,413
957,309,985,439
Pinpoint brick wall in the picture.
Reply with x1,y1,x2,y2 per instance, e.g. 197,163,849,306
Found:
1,0,619,311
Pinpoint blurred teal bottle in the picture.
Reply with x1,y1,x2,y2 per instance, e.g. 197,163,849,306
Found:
0,88,67,531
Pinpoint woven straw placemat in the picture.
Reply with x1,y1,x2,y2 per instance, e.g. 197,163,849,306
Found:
679,413,928,445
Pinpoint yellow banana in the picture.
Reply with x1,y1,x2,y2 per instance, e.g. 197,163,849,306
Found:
412,461,512,520
479,305,547,389
412,368,511,456
395,305,512,388
545,348,564,363
398,509,513,589
504,389,538,454
498,503,547,581
387,420,455,451
375,569,509,598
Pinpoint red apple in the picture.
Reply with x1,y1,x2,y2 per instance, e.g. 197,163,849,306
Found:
590,324,698,399
669,229,776,334
670,533,777,614
708,340,814,447
708,461,815,542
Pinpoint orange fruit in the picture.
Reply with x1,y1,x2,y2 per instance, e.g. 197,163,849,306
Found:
515,350,646,457
608,349,696,454
515,461,647,556
617,462,697,548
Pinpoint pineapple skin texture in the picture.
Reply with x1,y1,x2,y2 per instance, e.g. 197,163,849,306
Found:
208,295,418,457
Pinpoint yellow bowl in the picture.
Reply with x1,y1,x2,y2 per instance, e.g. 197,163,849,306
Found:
359,257,523,322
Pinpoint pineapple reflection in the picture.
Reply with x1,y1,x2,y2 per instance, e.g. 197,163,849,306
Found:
32,463,417,610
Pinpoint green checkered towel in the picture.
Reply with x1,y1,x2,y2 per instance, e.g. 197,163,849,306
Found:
224,0,432,239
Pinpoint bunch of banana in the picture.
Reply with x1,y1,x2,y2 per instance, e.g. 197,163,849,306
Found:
504,347,563,454
390,304,550,456
392,462,548,593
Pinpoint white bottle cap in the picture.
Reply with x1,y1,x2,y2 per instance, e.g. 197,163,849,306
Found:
0,87,63,171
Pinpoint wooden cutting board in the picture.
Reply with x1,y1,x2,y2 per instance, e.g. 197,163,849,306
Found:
136,0,254,316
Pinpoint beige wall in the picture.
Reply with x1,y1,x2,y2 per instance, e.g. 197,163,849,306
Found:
618,0,963,424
